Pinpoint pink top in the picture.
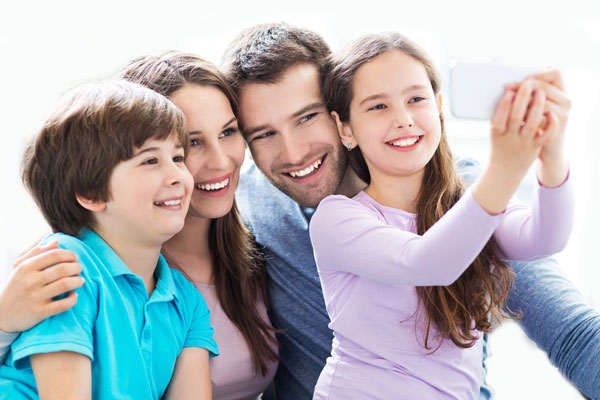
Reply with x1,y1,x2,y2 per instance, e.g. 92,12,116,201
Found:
192,281,277,400
309,177,574,400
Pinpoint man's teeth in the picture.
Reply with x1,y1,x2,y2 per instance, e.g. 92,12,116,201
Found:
289,158,322,178
197,178,229,191
390,137,419,147
154,199,181,206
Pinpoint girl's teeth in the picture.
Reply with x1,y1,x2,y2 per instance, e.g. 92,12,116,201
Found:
197,178,229,191
390,137,419,147
289,158,322,178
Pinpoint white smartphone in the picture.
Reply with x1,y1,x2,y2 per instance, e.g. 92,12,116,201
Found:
449,61,538,120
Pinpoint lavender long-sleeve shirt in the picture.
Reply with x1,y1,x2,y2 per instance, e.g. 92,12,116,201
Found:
309,178,573,400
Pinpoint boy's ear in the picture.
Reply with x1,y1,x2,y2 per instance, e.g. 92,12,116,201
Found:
331,111,356,150
76,195,106,212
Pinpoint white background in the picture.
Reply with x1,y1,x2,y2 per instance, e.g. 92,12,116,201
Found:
1,1,599,398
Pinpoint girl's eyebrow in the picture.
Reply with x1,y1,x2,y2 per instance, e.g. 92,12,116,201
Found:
359,84,429,106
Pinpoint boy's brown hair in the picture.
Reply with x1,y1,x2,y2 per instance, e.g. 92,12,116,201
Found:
220,22,331,92
21,80,187,236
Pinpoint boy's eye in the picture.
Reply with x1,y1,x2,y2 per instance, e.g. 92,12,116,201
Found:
173,155,185,163
143,158,158,165
299,112,318,124
409,96,425,103
219,127,239,138
368,104,387,111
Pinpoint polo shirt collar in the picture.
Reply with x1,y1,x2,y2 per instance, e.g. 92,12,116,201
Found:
77,229,179,301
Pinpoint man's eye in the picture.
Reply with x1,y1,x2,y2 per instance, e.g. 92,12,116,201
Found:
299,112,318,123
255,131,275,140
368,104,386,111
219,127,239,138
409,97,425,103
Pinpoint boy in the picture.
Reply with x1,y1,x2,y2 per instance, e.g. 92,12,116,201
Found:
0,80,218,399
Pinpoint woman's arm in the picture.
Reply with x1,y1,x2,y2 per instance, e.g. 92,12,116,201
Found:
30,351,91,400
163,347,211,400
0,241,83,334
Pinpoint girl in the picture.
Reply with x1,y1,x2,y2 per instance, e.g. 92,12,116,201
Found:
0,52,278,400
309,32,573,399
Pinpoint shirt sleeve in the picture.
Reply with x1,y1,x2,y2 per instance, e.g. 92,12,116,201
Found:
0,330,18,363
309,189,504,286
180,284,219,358
493,173,574,261
9,237,97,368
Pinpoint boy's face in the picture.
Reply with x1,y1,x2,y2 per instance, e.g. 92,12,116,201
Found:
237,63,348,207
97,134,193,245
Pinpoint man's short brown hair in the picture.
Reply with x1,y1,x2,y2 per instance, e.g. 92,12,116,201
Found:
22,80,187,236
221,22,331,92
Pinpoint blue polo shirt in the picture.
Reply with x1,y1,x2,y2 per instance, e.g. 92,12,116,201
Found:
0,229,219,399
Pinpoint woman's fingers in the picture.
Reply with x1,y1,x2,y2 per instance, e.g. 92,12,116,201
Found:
42,276,85,301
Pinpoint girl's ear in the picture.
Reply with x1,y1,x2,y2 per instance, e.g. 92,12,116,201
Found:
331,111,356,150
76,195,106,212
436,93,443,113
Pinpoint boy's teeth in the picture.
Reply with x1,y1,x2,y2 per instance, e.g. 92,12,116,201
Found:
197,178,229,191
154,199,181,206
289,158,322,178
390,137,419,147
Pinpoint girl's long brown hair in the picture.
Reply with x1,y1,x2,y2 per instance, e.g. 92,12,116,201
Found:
120,52,278,374
324,33,515,349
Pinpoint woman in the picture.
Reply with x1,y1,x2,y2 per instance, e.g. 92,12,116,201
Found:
0,51,278,400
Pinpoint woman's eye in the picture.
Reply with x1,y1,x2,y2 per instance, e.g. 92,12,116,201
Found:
409,96,425,103
300,112,318,124
190,138,201,147
219,127,239,138
368,104,386,111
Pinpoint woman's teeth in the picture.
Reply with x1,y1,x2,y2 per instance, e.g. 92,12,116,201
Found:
390,137,419,147
288,158,322,178
197,178,229,191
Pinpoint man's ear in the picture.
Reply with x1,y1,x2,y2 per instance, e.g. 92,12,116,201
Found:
436,93,443,113
76,195,106,212
331,111,356,150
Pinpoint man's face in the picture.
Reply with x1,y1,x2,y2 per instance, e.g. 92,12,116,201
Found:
237,63,347,207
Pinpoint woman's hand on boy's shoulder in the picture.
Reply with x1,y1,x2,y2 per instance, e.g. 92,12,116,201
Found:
0,241,83,333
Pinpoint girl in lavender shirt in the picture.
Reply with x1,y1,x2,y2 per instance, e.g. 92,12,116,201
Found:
309,32,573,399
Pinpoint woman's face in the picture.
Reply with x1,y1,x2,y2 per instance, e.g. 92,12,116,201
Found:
169,84,245,220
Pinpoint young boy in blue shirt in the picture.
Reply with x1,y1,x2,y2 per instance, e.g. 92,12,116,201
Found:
0,80,218,399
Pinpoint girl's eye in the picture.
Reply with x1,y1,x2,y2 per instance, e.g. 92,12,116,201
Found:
300,112,318,124
368,104,387,111
409,96,425,103
219,127,239,138
173,155,185,163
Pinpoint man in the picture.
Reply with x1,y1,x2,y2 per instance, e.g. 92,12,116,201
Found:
222,22,600,399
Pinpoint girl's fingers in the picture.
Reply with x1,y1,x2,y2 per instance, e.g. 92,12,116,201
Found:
526,79,570,110
533,69,564,91
522,89,546,139
42,276,85,300
491,90,515,135
508,81,534,133
537,110,560,144
42,261,82,285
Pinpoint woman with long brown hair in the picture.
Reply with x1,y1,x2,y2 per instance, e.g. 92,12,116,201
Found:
309,32,573,399
118,52,278,399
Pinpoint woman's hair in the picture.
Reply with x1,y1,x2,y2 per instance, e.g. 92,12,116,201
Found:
325,32,514,349
120,51,278,374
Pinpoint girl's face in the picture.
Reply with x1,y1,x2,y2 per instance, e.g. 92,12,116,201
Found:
343,49,442,184
169,84,245,220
